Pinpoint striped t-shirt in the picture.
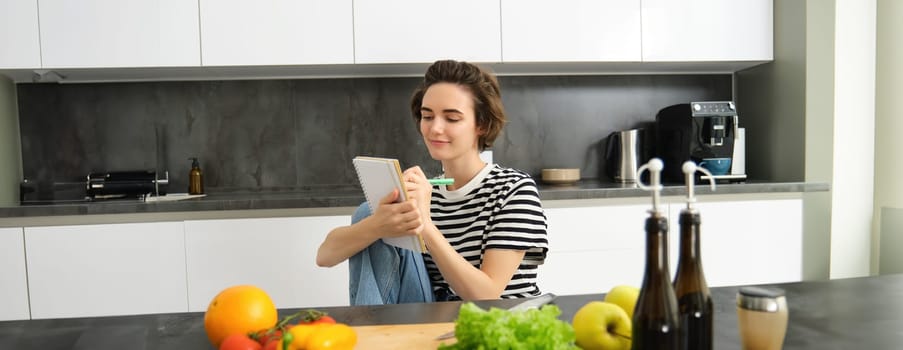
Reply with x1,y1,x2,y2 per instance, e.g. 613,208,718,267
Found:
423,163,549,300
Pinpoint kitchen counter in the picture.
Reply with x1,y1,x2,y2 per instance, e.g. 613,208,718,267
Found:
537,179,826,200
0,273,899,349
0,180,828,221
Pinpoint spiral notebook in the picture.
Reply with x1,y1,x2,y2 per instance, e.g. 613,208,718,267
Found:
352,156,427,253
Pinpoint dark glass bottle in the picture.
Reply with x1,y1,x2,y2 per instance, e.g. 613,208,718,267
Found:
188,157,204,195
673,210,714,350
632,213,681,350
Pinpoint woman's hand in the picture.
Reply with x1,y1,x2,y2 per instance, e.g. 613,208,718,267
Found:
369,189,423,238
402,166,433,224
316,190,420,267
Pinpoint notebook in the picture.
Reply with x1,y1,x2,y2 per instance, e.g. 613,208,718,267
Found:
352,156,427,253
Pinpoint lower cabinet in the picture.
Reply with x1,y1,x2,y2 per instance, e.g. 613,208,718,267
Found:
24,222,188,319
674,198,803,287
540,197,803,295
184,215,351,312
20,215,352,319
11,197,800,319
0,227,29,321
539,204,650,295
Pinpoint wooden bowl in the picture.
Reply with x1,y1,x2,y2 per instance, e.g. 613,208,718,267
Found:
541,168,580,185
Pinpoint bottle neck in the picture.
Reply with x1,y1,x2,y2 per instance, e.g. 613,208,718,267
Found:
679,211,702,262
644,214,671,277
675,210,709,297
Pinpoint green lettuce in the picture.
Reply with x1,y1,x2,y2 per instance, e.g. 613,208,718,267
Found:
438,302,578,350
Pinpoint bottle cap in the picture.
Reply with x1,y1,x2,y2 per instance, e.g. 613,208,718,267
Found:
189,157,199,168
681,161,716,210
637,158,665,215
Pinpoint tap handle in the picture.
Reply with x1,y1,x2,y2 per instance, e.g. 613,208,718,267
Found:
681,161,716,210
637,158,664,214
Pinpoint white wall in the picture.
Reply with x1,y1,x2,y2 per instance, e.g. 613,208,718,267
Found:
0,75,22,206
829,0,876,279
737,0,831,280
802,0,836,281
875,0,903,274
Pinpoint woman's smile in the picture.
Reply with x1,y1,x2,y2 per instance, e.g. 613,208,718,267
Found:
428,139,450,147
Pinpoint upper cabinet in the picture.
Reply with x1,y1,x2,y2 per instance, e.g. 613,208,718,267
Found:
641,0,773,61
38,0,200,68
501,0,641,62
0,0,41,69
353,0,502,64
0,0,774,81
200,0,353,66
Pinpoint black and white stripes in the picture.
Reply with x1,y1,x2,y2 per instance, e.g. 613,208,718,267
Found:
424,164,549,299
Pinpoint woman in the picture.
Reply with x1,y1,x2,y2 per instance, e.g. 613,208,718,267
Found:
316,60,548,304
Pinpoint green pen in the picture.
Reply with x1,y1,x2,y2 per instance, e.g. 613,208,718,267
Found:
428,178,455,186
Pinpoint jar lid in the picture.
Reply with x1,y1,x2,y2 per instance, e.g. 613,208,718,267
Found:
739,286,785,298
737,286,787,312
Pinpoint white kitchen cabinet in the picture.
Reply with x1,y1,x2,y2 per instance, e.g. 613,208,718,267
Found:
353,0,502,64
38,0,200,68
540,196,803,295
24,222,188,319
641,0,773,62
184,216,351,312
0,228,29,321
200,0,353,66
0,0,41,69
539,204,651,295
501,0,641,62
669,198,803,287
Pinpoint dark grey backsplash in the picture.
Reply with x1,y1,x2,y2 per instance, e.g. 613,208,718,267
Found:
17,75,731,194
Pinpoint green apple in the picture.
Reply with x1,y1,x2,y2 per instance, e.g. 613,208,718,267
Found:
572,301,632,350
604,285,640,320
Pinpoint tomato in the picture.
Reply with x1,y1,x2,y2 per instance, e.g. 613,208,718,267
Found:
251,309,343,350
219,334,263,350
306,324,357,350
292,310,337,325
253,328,284,346
299,315,336,325
262,338,281,350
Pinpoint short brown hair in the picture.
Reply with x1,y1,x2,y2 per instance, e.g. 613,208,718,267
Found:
410,60,506,151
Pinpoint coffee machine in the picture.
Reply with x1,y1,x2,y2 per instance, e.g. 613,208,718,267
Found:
654,101,747,183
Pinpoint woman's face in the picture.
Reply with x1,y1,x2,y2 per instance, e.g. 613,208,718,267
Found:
419,82,482,162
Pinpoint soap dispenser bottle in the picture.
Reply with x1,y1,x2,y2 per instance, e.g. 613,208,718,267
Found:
188,157,204,195
672,161,716,350
632,158,681,350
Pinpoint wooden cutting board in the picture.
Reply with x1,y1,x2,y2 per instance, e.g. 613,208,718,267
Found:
352,322,457,349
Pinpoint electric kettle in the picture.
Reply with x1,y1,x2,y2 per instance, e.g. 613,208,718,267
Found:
604,129,643,183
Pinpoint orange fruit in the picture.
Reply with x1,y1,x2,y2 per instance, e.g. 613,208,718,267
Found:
204,285,278,347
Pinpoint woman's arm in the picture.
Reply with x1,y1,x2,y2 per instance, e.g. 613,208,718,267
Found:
422,224,526,300
316,190,423,267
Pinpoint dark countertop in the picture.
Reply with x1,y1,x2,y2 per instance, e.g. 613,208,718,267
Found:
0,180,828,219
0,274,899,349
537,180,826,200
